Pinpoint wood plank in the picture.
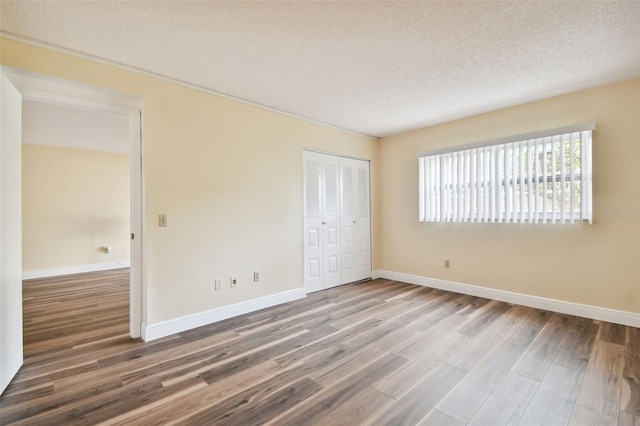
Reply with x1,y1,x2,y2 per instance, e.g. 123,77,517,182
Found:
1,376,124,423
468,372,539,426
600,322,627,345
416,409,465,426
406,293,475,331
436,341,525,423
621,343,640,416
270,352,407,425
107,360,283,425
553,316,599,372
369,363,467,425
396,324,468,363
511,314,577,381
457,300,513,336
273,318,381,367
373,356,445,400
576,340,624,417
174,377,323,426
445,304,521,371
570,404,617,426
519,363,584,425
295,386,393,426
628,328,640,347
309,321,415,388
502,305,553,347
617,411,640,426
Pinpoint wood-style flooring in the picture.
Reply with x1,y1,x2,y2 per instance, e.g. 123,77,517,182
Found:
1,269,639,425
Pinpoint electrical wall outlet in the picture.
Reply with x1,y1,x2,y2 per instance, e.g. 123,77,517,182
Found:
104,245,111,254
214,279,222,291
444,260,450,268
253,272,260,282
230,276,238,288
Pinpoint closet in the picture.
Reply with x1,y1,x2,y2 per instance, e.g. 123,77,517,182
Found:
303,150,371,293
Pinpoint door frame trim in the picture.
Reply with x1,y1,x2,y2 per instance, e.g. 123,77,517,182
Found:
2,66,145,338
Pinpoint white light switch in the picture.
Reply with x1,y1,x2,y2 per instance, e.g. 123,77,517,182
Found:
159,214,167,227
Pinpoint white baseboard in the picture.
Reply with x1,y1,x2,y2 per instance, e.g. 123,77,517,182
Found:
371,270,383,280
142,287,307,342
373,270,640,328
23,261,131,280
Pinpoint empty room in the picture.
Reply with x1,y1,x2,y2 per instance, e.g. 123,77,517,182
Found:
1,1,639,425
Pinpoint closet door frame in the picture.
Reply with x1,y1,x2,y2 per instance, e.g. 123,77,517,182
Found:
303,150,372,293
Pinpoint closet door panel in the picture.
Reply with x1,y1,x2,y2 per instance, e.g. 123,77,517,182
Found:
322,155,341,289
356,160,372,280
340,158,357,284
303,151,324,293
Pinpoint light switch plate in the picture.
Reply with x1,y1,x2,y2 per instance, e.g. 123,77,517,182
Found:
159,214,167,227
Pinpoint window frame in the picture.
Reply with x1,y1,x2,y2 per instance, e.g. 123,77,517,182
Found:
418,123,594,224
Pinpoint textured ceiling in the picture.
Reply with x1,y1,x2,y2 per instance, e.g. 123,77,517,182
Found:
2,1,639,138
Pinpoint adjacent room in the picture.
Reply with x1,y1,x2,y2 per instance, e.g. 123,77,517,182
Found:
0,2,639,425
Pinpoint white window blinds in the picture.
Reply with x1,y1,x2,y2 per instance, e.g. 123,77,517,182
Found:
418,123,594,224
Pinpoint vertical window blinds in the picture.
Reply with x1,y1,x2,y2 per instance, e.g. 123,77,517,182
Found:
418,123,594,224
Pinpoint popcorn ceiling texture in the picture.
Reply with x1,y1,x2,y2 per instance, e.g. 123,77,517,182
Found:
1,1,639,137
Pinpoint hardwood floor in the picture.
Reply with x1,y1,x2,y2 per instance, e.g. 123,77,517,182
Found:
1,270,639,425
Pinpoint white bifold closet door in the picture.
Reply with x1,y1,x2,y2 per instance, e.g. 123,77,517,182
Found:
339,158,358,285
321,154,341,289
339,157,371,284
304,151,371,292
354,160,371,281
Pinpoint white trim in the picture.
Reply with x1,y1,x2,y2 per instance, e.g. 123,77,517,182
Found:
141,288,307,342
23,261,131,280
1,66,141,112
302,148,371,163
373,270,640,328
0,34,378,142
135,109,146,339
417,122,596,158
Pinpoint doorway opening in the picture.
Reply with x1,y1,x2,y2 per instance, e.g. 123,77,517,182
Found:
22,99,132,277
2,66,144,339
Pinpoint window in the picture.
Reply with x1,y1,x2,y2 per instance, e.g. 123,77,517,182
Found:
418,123,594,224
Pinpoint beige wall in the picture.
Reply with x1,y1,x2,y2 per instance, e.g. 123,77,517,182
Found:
22,144,130,271
379,79,640,313
1,38,379,325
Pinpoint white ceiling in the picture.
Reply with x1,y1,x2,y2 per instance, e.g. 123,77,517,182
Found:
2,1,639,138
23,100,130,154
